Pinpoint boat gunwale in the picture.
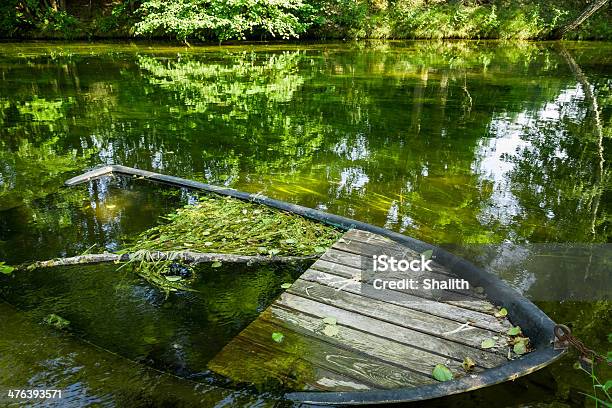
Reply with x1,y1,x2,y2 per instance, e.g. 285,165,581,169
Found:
65,164,565,405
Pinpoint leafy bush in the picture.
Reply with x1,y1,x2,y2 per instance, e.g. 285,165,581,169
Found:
0,1,80,38
135,0,313,41
0,1,21,36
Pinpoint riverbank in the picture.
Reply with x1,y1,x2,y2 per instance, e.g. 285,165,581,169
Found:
1,0,610,42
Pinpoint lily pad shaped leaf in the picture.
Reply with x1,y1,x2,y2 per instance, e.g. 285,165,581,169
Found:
432,364,453,382
271,332,284,343
495,308,508,317
323,317,337,325
481,338,496,349
280,283,292,289
507,326,522,336
513,341,527,355
211,261,222,268
323,325,339,337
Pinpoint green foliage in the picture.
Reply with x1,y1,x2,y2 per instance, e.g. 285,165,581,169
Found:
134,0,312,41
43,313,70,330
93,2,137,35
0,1,81,37
122,194,342,256
0,262,15,275
0,0,610,39
271,332,284,343
575,358,612,407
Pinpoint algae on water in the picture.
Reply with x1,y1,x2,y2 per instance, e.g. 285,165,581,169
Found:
122,195,343,256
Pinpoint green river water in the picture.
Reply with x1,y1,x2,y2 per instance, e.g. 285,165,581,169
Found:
0,41,610,407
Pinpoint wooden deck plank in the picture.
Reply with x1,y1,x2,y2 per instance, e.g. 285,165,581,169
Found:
316,248,499,314
268,306,476,376
208,229,516,392
208,335,368,391
275,292,508,368
334,231,461,281
287,278,505,350
302,264,510,332
208,312,432,390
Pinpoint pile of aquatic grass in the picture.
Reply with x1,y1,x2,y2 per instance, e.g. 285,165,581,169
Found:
122,195,343,257
117,251,196,295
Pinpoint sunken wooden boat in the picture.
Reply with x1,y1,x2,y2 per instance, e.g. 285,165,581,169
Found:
66,165,565,405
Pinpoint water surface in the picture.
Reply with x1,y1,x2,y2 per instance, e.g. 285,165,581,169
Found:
0,41,610,407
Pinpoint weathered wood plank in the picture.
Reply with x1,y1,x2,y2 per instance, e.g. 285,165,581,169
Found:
275,292,508,368
333,235,467,283
330,241,487,300
208,335,368,391
302,264,510,332
288,279,506,350
313,251,501,315
238,316,431,389
268,305,474,376
209,313,433,390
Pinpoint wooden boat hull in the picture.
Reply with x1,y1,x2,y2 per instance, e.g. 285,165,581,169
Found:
65,165,565,405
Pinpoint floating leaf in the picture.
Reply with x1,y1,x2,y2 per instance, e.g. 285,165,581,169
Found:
513,341,527,355
462,357,475,372
323,325,339,337
211,261,222,268
164,276,182,282
280,283,292,289
421,249,433,260
494,308,508,317
507,326,522,336
271,332,284,343
432,364,453,382
323,317,337,325
481,338,496,349
0,262,15,275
